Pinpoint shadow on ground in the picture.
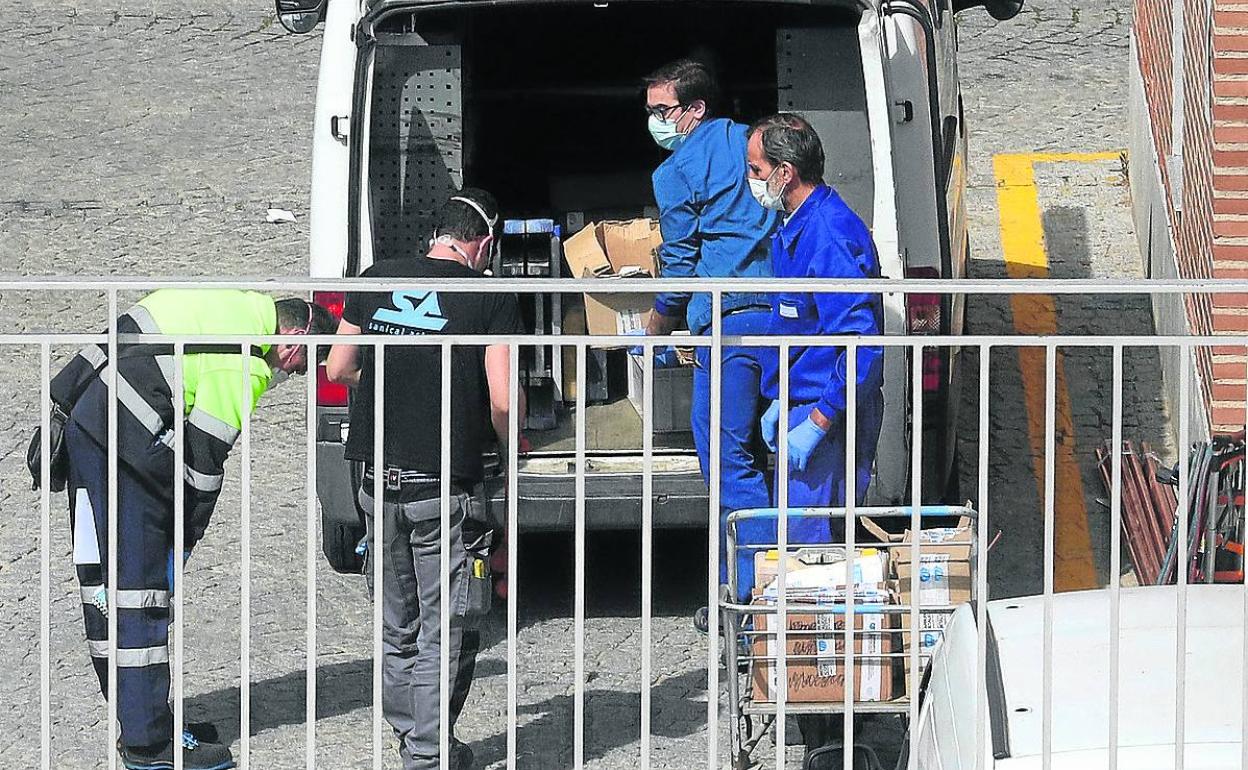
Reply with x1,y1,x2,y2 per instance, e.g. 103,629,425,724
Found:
957,206,1170,598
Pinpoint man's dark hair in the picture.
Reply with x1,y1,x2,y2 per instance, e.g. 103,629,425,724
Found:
645,58,720,114
748,113,825,185
433,187,500,242
276,298,337,361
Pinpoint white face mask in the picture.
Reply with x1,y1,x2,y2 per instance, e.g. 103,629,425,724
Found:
268,367,290,390
749,167,787,212
648,114,686,151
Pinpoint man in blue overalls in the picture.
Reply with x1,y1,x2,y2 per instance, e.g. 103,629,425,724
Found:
749,111,885,547
636,59,779,622
746,110,886,759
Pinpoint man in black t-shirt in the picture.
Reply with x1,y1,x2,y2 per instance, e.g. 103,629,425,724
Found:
327,188,525,770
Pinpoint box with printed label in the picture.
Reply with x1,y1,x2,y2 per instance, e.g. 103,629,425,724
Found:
897,605,955,695
860,517,973,609
749,602,896,704
562,219,662,340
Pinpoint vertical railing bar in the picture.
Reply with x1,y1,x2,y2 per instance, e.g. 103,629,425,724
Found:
303,340,316,770
1176,344,1190,770
641,339,654,769
440,341,453,770
173,343,185,770
776,341,790,768
975,343,991,770
40,343,51,770
574,343,587,770
1241,350,1248,770
706,291,723,770
107,290,119,770
1042,344,1055,770
507,343,520,770
372,342,385,770
241,347,253,770
908,342,922,769
844,341,858,770
1109,344,1123,770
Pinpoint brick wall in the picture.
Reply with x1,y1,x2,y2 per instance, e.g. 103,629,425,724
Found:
1135,0,1248,431
1212,1,1248,428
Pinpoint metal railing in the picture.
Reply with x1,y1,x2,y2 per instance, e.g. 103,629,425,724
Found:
10,276,1248,770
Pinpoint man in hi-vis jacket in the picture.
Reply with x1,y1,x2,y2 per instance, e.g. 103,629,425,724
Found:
57,289,333,770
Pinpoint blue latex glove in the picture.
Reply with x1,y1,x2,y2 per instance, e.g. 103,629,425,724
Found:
626,329,680,368
760,400,781,452
167,549,191,593
786,417,828,473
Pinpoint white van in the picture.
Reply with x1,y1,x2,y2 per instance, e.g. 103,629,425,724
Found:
903,585,1244,770
278,0,1024,571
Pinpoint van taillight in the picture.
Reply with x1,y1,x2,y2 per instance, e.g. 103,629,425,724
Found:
905,269,943,393
313,291,349,407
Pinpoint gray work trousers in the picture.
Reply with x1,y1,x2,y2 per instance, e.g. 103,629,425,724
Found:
360,485,491,770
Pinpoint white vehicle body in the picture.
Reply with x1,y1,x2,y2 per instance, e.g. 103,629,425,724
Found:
917,585,1245,769
298,0,992,569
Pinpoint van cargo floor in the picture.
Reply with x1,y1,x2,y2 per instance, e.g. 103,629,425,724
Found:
529,398,695,453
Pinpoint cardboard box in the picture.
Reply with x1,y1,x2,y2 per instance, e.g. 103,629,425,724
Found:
861,517,973,608
583,291,654,337
860,518,973,696
750,602,895,704
897,607,954,695
562,220,662,339
601,219,663,274
752,547,890,599
563,224,614,278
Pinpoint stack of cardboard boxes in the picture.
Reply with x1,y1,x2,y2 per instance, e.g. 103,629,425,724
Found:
744,518,974,704
748,548,896,704
562,219,663,336
562,218,694,429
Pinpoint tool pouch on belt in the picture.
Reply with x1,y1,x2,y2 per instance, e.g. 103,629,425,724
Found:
462,492,498,621
27,402,71,493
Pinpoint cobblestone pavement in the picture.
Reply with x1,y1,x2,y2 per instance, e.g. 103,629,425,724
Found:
0,2,1141,768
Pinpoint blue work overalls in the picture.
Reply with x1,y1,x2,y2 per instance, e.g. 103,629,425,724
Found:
738,184,884,600
650,118,779,589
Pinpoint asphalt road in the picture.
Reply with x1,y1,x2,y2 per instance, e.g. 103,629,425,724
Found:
0,2,1143,768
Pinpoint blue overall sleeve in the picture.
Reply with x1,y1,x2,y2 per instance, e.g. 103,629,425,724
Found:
652,163,700,319
810,239,884,423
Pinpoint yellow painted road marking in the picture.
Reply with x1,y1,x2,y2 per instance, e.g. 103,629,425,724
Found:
993,152,1120,592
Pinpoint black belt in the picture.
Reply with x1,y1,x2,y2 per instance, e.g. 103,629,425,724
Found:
362,465,469,496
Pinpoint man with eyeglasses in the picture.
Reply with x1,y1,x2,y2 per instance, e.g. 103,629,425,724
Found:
637,58,779,622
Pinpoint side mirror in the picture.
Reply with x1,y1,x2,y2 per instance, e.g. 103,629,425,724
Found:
952,0,1025,21
275,0,327,33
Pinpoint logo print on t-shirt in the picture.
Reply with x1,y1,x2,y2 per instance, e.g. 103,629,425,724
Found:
371,290,448,333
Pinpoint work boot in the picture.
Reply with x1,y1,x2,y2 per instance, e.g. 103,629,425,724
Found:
118,729,235,770
185,723,220,744
693,605,710,634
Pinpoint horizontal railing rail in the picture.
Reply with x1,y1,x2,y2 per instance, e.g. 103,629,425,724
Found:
8,279,1245,770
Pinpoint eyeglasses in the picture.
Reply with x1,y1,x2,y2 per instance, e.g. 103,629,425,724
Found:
645,103,687,121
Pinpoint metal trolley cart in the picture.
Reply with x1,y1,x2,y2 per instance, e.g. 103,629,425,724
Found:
721,506,979,769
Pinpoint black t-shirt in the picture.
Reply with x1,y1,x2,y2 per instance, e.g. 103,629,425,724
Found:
342,257,524,483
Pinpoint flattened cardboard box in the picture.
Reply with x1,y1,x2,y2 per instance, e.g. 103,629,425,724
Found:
750,602,895,704
563,220,661,339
